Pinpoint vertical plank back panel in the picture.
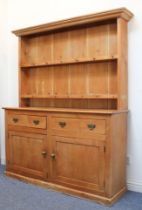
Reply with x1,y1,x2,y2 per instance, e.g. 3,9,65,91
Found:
69,64,87,97
108,61,117,95
53,31,69,63
53,66,69,96
87,62,109,96
69,29,87,60
26,37,38,65
108,23,117,56
37,34,53,64
87,24,109,58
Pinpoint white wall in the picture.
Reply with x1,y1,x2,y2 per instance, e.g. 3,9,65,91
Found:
0,0,9,164
0,0,142,193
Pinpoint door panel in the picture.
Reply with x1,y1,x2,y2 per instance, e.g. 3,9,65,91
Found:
51,136,105,193
7,131,47,179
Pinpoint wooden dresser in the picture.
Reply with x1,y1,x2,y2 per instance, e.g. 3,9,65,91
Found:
4,8,133,205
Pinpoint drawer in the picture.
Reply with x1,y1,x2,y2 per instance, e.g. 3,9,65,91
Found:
51,117,78,131
79,118,106,136
8,114,47,129
51,115,106,136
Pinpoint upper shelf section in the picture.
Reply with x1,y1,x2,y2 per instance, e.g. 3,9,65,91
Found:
20,21,118,67
12,8,133,36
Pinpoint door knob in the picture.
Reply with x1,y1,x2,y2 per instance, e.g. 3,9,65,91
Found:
41,151,47,157
50,153,56,159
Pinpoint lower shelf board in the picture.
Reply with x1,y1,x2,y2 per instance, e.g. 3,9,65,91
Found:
5,170,127,205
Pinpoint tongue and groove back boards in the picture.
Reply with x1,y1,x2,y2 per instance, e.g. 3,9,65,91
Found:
13,8,133,110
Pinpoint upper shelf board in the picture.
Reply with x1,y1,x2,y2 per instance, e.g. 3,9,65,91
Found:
12,8,133,36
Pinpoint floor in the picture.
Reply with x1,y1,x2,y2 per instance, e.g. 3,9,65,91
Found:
0,165,142,210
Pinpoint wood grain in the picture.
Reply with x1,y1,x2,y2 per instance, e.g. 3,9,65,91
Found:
4,8,133,205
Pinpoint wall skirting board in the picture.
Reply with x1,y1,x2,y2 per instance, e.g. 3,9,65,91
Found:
127,182,142,193
1,158,5,165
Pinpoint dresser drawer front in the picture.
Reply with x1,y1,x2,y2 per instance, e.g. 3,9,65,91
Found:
51,117,78,131
8,114,47,129
80,118,106,135
51,115,106,136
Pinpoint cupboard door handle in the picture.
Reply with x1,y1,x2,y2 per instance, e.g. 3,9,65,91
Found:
59,121,66,128
33,120,40,125
13,118,19,123
51,153,56,159
87,124,96,130
41,151,47,157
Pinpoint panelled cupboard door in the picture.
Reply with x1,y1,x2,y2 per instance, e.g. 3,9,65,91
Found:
51,135,105,193
6,131,48,180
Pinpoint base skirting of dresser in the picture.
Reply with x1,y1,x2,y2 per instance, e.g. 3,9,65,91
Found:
5,170,127,205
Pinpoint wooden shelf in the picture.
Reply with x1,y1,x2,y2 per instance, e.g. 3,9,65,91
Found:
21,94,118,99
21,55,117,69
3,107,128,114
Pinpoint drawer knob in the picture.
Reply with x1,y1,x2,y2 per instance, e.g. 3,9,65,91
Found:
59,121,66,128
87,124,96,130
33,120,40,125
13,118,19,123
41,151,47,157
51,153,56,159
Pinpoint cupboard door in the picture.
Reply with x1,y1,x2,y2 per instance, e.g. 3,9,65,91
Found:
7,131,48,180
51,136,105,193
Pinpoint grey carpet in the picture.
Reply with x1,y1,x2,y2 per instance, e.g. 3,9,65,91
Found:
0,165,142,210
